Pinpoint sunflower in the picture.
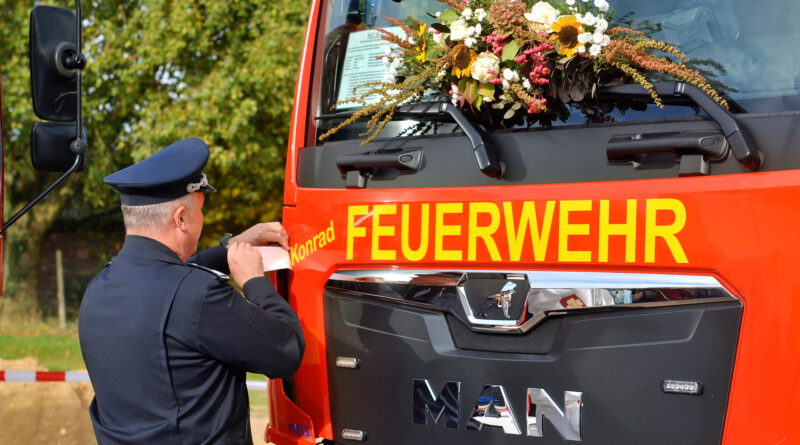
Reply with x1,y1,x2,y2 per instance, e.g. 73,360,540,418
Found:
451,47,478,78
550,16,585,58
415,23,428,62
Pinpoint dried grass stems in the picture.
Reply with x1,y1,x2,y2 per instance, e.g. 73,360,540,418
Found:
601,38,728,109
380,17,417,50
319,41,458,145
507,83,548,112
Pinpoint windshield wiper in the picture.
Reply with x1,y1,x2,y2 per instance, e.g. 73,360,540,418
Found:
598,81,762,171
317,102,505,179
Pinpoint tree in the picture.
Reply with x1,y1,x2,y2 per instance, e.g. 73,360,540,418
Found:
0,0,309,314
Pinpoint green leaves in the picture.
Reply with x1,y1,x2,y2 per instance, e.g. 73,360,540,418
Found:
463,79,478,105
438,9,460,26
478,82,495,100
501,39,521,61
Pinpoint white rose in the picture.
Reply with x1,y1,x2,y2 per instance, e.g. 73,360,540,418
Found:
432,32,449,47
592,31,604,44
471,52,500,83
474,8,487,22
450,19,469,41
461,8,473,19
589,44,602,56
502,68,520,82
578,32,592,44
595,0,610,12
523,1,559,33
581,12,597,26
601,34,611,46
595,18,609,32
465,36,477,48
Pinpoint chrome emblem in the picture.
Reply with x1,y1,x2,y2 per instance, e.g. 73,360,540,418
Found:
479,282,517,319
413,379,583,441
459,275,530,328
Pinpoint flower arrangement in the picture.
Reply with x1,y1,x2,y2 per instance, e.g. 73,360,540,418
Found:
320,0,729,144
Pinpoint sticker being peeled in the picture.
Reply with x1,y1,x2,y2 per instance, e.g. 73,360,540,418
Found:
254,246,292,271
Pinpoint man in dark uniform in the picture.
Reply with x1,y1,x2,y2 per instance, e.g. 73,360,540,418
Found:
79,138,304,445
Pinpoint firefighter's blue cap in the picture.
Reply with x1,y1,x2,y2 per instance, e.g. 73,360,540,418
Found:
104,138,217,206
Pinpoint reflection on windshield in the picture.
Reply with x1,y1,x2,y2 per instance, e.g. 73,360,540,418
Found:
316,0,800,141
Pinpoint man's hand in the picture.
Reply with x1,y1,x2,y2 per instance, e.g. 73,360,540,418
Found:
232,222,289,250
227,241,265,287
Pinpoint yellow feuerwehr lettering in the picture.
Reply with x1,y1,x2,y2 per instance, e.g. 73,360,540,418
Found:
467,202,502,261
558,200,592,262
401,203,429,262
598,199,637,263
504,201,555,262
435,203,463,261
346,205,369,260
644,199,688,263
371,204,397,260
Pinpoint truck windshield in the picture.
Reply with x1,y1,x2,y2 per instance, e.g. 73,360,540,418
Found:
313,0,800,142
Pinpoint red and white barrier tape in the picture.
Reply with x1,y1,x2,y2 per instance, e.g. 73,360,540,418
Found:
0,370,268,391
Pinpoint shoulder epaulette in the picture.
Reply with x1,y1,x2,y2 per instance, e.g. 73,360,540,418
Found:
187,263,231,282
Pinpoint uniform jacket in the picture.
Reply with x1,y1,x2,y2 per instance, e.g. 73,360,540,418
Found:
79,235,305,445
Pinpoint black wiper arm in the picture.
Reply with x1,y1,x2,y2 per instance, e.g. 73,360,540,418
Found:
598,81,762,171
317,102,505,178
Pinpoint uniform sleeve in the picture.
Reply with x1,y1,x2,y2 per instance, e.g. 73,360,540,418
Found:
196,276,305,377
188,245,230,274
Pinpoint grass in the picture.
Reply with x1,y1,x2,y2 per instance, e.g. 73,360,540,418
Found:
0,307,84,370
0,332,85,370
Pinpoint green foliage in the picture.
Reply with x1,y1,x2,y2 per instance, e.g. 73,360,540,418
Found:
0,0,309,308
0,334,84,371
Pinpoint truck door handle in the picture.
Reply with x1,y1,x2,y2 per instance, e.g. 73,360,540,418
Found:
336,149,423,188
607,130,728,176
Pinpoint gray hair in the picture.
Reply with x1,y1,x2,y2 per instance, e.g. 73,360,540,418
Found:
121,193,197,230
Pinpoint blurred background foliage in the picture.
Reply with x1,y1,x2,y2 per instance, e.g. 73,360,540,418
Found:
0,0,309,316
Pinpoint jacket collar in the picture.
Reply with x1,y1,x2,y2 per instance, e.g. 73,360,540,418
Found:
116,235,184,265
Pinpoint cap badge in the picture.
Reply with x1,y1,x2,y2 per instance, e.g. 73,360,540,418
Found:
186,173,211,193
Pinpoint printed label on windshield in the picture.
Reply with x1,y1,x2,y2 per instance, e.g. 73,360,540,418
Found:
336,26,405,108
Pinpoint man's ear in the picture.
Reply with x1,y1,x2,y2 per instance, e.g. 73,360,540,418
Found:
172,205,189,232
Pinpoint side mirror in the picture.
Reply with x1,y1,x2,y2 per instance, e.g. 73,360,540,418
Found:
2,1,87,233
31,123,88,172
29,5,84,122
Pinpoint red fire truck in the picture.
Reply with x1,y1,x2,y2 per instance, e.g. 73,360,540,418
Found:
268,0,800,444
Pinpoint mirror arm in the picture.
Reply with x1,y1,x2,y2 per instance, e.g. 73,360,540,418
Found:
2,153,84,233
71,0,86,155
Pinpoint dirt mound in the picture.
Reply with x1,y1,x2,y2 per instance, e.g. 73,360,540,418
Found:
0,357,96,445
0,357,49,371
